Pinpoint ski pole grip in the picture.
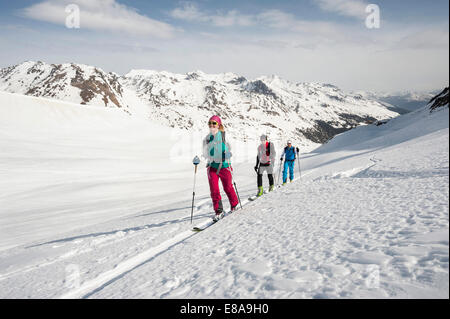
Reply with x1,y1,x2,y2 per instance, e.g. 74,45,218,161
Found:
192,155,200,170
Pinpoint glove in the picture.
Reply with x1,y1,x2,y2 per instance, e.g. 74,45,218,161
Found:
280,157,283,161
296,147,299,153
254,166,258,172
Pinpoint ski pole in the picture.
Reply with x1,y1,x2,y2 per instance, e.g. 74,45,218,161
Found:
190,156,200,224
255,161,261,175
277,156,283,185
296,148,301,179
233,180,242,209
228,160,242,209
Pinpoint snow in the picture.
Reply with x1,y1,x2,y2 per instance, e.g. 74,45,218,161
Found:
0,91,448,299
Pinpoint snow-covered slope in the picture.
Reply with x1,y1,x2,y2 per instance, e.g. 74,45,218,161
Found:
0,61,399,148
0,91,196,251
0,90,447,298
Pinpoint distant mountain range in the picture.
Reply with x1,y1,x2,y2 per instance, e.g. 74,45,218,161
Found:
355,90,441,114
1,61,404,147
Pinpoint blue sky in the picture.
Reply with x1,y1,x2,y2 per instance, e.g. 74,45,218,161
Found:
0,0,448,92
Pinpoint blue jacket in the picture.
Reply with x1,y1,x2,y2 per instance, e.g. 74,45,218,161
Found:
282,146,296,161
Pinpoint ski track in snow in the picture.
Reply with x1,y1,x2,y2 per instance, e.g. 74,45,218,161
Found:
0,92,448,299
93,176,448,299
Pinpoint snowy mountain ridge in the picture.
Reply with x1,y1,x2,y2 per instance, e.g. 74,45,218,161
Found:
1,61,400,147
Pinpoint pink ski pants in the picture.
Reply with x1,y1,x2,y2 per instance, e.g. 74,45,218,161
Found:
207,167,239,212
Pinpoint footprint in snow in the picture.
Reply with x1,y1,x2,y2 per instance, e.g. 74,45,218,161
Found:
163,277,180,288
320,265,351,277
345,251,392,266
267,271,323,292
236,259,272,277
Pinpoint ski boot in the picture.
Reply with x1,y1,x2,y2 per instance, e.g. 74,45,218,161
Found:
213,209,225,222
256,186,264,197
213,201,224,221
269,185,275,192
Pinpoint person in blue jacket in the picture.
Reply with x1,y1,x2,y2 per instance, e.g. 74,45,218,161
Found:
280,140,299,185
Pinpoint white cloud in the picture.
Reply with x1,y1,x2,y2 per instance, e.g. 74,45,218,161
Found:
170,2,203,22
21,0,176,38
256,9,294,29
313,0,369,19
170,2,255,27
395,26,449,50
257,9,340,36
170,5,352,43
170,1,372,29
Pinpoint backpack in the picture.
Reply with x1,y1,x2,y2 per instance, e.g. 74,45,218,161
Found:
284,146,296,161
221,131,227,162
259,141,271,164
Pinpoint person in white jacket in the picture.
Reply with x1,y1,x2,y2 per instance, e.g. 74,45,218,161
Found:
254,134,276,197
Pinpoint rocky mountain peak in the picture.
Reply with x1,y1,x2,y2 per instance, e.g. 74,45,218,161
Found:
428,87,449,112
0,61,128,111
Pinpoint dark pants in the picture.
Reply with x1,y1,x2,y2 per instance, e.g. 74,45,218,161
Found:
258,173,274,187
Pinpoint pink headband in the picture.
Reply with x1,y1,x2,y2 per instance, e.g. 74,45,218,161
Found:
208,115,222,125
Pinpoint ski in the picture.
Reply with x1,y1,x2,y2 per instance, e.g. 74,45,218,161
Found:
248,195,260,201
192,209,235,232
248,189,271,201
192,223,213,232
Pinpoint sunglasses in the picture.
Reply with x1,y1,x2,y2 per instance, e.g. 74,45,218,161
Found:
208,121,218,126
